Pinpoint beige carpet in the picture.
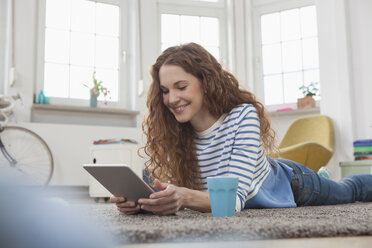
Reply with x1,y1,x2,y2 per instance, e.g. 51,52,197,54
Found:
87,202,372,244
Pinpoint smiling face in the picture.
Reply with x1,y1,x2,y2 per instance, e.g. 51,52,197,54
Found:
159,64,216,131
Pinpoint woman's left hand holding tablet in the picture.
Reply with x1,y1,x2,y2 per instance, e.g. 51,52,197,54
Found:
138,179,185,216
109,196,141,215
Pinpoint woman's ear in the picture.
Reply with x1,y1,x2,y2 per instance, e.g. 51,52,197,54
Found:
203,83,207,94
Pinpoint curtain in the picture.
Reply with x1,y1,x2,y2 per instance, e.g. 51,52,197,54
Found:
0,0,13,95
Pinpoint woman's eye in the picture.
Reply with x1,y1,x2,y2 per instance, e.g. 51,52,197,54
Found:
161,90,169,94
179,86,186,90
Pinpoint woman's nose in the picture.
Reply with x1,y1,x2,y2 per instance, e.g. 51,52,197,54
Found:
168,91,179,104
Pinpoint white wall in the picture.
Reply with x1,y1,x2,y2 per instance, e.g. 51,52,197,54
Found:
19,122,141,185
137,0,158,127
317,0,372,179
7,0,35,121
316,0,354,178
348,0,372,139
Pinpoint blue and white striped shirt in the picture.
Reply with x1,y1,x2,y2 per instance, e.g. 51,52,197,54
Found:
195,104,295,211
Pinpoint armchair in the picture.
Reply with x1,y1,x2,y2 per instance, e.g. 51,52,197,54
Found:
278,115,334,172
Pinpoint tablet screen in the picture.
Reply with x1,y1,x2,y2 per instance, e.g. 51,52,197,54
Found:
83,164,154,202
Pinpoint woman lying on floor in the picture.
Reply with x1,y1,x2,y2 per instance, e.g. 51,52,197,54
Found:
110,43,372,215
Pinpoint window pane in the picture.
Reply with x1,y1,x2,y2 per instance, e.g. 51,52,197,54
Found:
45,0,71,30
259,5,319,105
280,9,300,41
201,17,219,46
44,63,69,98
95,36,119,69
264,75,283,105
302,38,319,69
69,66,94,99
161,43,178,52
96,3,119,36
262,44,282,75
282,40,302,72
283,72,303,103
70,32,95,66
304,69,320,100
204,46,219,60
161,13,221,60
261,13,280,44
44,28,70,63
95,69,118,101
303,69,319,85
162,14,180,44
71,0,95,33
301,6,317,38
43,0,120,102
180,15,200,43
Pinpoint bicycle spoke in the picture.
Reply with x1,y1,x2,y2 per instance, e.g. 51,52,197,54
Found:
0,126,53,186
8,131,40,162
14,165,46,185
12,149,50,165
0,146,17,165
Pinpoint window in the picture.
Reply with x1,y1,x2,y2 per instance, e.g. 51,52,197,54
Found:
254,3,319,107
37,0,128,107
158,0,226,62
161,15,220,59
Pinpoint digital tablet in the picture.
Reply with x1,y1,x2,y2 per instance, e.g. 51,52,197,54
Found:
83,164,154,202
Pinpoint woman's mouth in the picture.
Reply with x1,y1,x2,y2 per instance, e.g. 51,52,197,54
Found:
173,104,189,113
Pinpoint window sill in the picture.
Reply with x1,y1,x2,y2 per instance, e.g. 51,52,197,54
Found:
32,104,140,116
268,107,320,117
31,104,140,127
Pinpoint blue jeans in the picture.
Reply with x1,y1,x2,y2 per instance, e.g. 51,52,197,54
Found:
278,159,372,206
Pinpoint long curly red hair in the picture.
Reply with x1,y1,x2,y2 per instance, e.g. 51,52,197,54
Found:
141,43,276,190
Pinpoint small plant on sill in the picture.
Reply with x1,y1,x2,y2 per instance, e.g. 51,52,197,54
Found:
83,72,111,105
299,81,319,97
297,82,318,109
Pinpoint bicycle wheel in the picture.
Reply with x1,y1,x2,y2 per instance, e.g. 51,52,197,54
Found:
0,126,54,186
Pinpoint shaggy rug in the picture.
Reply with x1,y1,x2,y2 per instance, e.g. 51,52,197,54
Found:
85,202,372,244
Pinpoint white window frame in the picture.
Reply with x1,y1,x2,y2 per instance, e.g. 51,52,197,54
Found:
157,0,228,66
252,0,318,111
36,0,130,108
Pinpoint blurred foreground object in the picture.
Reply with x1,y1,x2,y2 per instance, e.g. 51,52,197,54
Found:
0,168,117,248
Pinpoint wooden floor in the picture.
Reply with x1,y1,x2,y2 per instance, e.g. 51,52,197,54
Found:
125,236,372,248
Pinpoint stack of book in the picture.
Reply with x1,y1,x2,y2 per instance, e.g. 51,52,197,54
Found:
93,138,137,145
353,139,372,160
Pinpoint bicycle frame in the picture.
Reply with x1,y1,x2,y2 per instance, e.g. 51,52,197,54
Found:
0,94,16,127
0,137,17,166
0,94,20,166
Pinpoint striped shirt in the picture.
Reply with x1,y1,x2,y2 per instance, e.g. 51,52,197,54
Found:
195,104,295,211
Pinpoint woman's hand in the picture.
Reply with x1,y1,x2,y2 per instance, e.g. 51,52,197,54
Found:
109,196,140,215
138,179,185,216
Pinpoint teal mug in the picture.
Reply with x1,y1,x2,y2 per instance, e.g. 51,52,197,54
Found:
207,176,239,217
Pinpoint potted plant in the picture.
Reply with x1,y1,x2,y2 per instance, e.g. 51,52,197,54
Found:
297,82,319,109
83,72,110,107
